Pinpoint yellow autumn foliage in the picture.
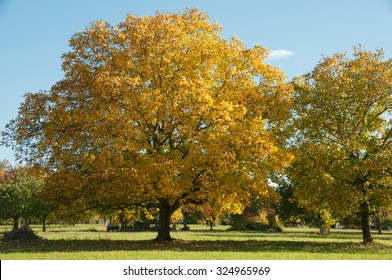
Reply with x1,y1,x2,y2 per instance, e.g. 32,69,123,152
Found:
5,9,293,240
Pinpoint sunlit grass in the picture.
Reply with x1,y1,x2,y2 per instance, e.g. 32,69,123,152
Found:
1,224,391,260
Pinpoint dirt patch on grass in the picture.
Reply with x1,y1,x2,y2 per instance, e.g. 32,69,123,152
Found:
2,227,41,241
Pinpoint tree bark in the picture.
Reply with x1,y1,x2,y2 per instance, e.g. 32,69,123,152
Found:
42,214,47,232
375,211,382,235
360,201,373,243
13,217,19,231
119,211,126,232
317,213,323,234
155,199,173,242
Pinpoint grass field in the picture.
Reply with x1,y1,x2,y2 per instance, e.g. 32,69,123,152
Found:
1,224,391,260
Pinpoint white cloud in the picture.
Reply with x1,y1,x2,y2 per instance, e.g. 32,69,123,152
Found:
268,49,295,60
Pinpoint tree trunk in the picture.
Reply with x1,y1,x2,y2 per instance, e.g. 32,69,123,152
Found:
42,214,47,232
209,221,213,231
13,217,19,230
375,212,382,235
377,222,382,235
360,202,373,243
182,210,189,230
155,199,173,242
23,217,30,227
119,211,126,232
317,213,323,234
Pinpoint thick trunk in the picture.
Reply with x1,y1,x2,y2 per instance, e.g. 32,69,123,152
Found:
360,202,373,243
155,199,173,242
209,221,213,231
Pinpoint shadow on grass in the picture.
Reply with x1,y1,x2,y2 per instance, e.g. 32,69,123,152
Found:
1,238,390,255
190,229,392,241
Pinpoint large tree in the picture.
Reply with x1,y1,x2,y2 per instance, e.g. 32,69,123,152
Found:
2,9,293,241
290,47,392,243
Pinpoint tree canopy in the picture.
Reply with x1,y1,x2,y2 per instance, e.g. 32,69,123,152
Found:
0,164,47,230
290,47,392,243
2,9,293,241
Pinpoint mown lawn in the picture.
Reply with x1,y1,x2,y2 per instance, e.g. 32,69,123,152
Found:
1,224,391,259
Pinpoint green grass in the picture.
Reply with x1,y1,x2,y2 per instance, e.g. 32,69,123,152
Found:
1,224,391,259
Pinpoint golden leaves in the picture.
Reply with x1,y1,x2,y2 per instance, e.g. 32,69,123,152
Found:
7,9,294,216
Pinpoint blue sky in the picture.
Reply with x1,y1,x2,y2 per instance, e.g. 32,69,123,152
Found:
1,0,392,164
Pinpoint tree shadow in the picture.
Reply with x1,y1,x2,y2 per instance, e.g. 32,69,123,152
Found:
188,229,392,241
1,238,389,255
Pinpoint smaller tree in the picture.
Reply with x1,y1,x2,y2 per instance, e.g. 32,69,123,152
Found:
201,205,217,230
0,166,47,230
368,184,392,234
317,209,335,235
291,47,392,243
170,209,183,230
229,188,282,231
271,173,309,226
199,194,244,230
34,196,55,232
